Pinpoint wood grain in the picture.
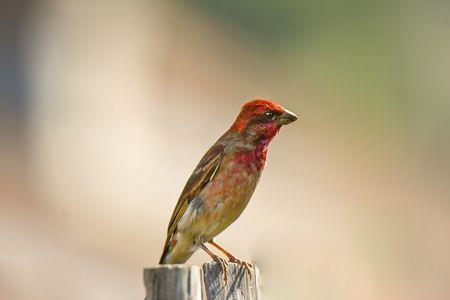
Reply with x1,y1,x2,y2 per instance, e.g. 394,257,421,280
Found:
144,262,261,299
202,262,261,300
144,265,202,300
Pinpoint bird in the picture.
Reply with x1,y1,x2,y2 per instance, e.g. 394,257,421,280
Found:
159,99,297,279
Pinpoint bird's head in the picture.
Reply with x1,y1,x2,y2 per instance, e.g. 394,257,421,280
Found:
231,99,298,142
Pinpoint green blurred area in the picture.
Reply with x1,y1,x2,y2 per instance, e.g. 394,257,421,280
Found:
186,0,449,131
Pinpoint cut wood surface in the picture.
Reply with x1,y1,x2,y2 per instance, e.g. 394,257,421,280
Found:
143,262,261,300
144,265,202,300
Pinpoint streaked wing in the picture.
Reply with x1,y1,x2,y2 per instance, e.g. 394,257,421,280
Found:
166,143,224,239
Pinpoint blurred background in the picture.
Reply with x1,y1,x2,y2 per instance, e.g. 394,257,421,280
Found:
1,0,449,299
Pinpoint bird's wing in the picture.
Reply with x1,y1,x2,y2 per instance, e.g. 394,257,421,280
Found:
166,143,224,238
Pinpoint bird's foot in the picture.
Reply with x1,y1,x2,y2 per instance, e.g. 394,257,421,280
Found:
200,243,229,283
213,256,229,283
228,257,253,276
206,241,253,278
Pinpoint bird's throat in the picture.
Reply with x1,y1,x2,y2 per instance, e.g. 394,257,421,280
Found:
233,143,268,172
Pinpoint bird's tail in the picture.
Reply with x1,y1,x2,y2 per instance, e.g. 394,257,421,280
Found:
159,234,172,264
159,233,196,264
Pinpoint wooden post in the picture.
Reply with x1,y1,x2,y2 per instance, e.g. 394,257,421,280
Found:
143,265,202,300
143,263,261,300
202,262,261,300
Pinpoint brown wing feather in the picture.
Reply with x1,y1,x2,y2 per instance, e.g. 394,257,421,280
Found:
159,143,224,263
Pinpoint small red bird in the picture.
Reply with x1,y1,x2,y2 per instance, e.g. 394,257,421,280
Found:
159,99,297,276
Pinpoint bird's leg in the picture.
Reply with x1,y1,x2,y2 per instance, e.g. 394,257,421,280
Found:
208,240,253,275
199,243,228,282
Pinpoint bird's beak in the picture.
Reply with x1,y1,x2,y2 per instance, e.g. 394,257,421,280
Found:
278,109,298,125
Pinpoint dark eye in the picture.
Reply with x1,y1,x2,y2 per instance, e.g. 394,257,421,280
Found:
264,111,275,119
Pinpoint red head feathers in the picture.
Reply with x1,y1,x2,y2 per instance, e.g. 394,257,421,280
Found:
231,99,297,135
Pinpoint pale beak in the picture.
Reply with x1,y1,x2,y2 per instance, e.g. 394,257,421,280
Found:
278,109,298,125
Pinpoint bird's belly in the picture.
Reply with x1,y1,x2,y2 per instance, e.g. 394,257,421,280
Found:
166,170,259,263
196,166,261,241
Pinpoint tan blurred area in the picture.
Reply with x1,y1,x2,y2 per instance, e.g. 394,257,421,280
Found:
1,0,449,299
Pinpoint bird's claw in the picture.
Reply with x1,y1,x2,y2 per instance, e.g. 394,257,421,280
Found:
213,256,229,283
228,257,253,277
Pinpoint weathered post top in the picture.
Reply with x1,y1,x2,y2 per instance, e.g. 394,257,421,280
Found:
143,262,261,300
144,265,202,300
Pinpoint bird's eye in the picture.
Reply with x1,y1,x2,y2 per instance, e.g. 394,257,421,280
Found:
264,111,275,119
